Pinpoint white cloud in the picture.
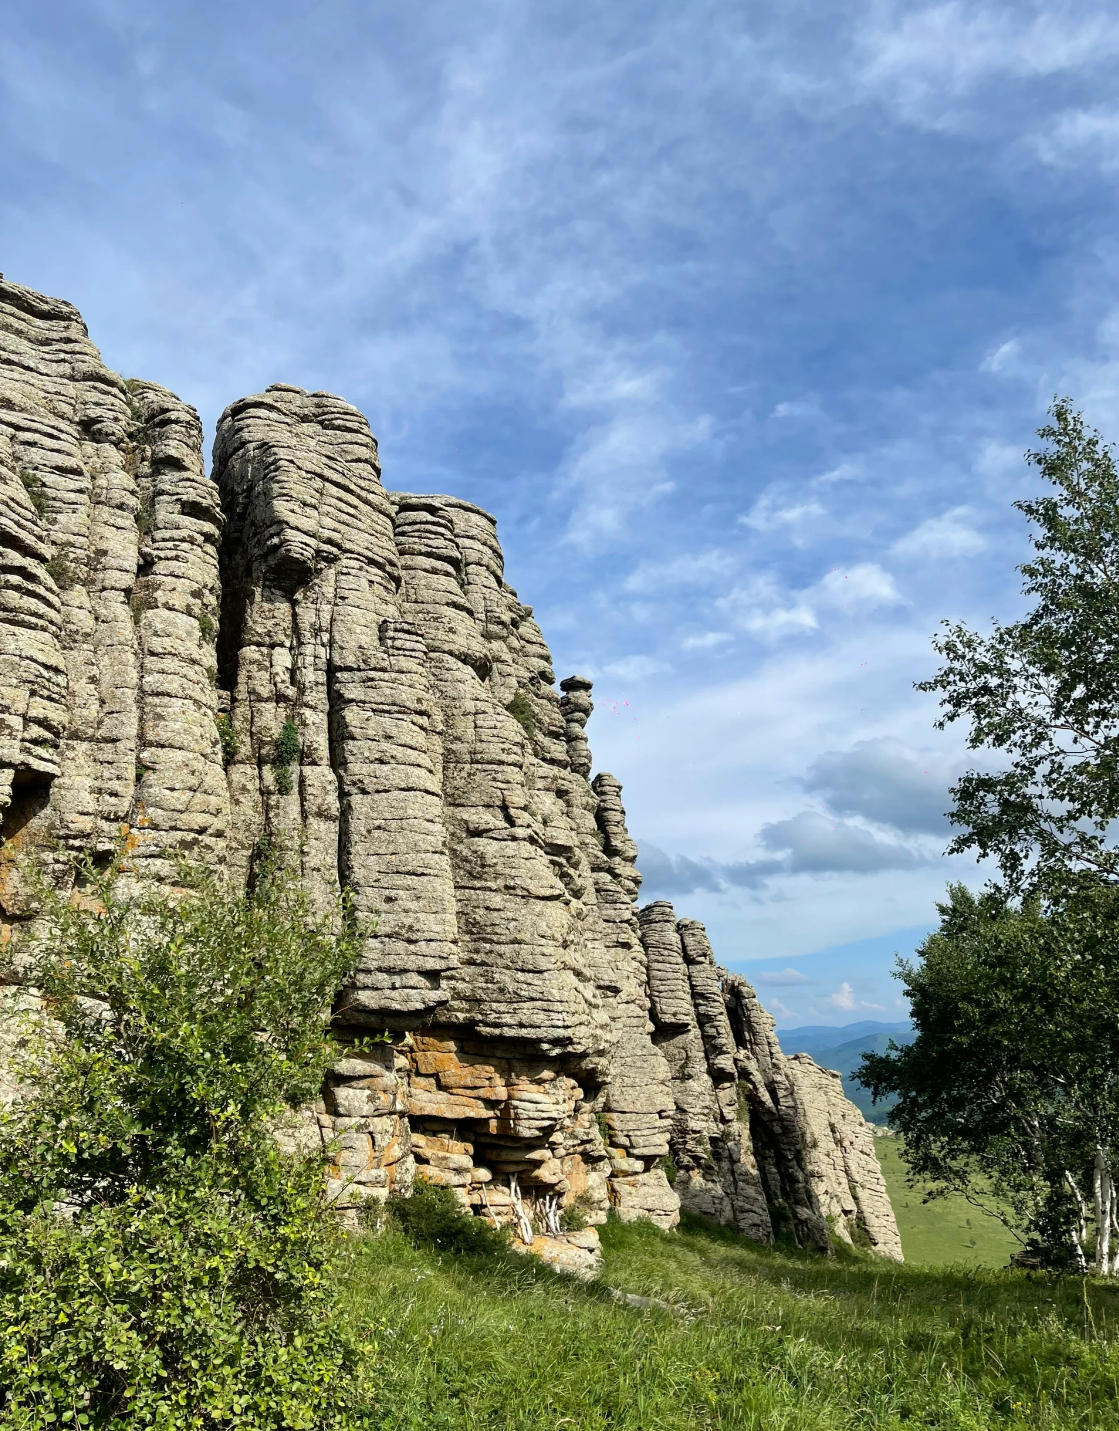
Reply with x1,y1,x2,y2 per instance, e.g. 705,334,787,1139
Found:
716,563,902,645
813,462,862,485
891,507,986,559
739,495,825,532
754,967,814,986
768,997,795,1020
826,980,884,1012
718,577,819,641
980,338,1020,374
601,654,670,681
771,398,821,419
857,4,1119,121
1036,106,1119,170
623,549,737,594
559,403,713,549
814,563,903,611
827,980,856,1010
681,631,733,651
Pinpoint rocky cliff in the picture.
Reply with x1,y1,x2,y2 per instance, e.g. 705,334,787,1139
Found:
0,277,901,1266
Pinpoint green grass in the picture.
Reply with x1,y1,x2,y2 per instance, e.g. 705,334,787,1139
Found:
343,1213,1119,1429
876,1136,1021,1268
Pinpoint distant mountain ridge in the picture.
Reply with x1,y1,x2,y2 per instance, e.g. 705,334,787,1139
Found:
776,1021,914,1123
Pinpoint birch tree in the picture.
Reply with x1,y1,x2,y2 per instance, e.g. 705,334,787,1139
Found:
860,883,1119,1270
874,400,1119,1271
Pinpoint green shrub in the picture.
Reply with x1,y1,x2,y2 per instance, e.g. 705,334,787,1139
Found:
198,610,217,643
130,589,155,623
0,1172,367,1428
390,1180,510,1256
506,689,535,739
273,717,300,794
46,552,80,590
0,848,371,1429
216,711,240,767
135,484,155,538
559,1203,589,1232
17,467,46,517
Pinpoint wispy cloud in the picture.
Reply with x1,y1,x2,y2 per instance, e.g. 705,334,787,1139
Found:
754,967,815,986
891,507,986,559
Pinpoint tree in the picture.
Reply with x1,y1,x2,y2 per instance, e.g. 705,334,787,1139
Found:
919,399,1119,894
860,883,1119,1273
0,847,373,1427
868,401,1119,1273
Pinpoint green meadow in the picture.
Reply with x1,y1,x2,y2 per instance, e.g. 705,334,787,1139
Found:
345,1213,1119,1430
875,1135,1021,1269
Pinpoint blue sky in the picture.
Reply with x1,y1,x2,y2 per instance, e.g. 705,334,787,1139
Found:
7,1,1119,1024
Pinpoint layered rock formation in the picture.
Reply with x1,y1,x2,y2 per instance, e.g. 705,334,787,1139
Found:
0,277,900,1264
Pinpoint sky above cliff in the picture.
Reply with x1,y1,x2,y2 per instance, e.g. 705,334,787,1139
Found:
6,0,1119,1024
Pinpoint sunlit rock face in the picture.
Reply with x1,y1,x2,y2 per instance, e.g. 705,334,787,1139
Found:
0,279,900,1259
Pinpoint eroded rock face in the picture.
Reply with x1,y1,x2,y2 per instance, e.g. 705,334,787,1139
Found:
0,280,900,1259
0,277,226,915
638,903,902,1258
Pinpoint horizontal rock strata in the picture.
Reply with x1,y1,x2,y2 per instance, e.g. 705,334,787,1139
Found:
0,278,900,1262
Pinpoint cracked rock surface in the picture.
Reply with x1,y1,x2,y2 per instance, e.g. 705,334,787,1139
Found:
0,280,899,1258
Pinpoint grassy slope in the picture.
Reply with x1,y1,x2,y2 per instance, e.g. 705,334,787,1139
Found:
345,1216,1119,1430
876,1136,1021,1268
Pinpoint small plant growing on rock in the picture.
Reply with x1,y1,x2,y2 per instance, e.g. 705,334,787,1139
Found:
389,1180,510,1256
273,717,300,795
135,484,155,538
215,712,239,767
506,689,535,739
198,610,216,643
17,466,46,517
130,589,156,623
559,1202,589,1231
45,551,79,590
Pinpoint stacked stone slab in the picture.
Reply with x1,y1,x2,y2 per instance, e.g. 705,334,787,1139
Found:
0,277,226,911
0,277,900,1264
639,901,902,1259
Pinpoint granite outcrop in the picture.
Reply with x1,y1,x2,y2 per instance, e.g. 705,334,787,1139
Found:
0,277,901,1265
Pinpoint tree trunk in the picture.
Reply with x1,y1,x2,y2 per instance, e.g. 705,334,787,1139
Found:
1094,1147,1113,1275
1065,1170,1089,1274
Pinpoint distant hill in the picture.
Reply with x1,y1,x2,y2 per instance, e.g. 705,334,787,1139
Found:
776,1020,914,1123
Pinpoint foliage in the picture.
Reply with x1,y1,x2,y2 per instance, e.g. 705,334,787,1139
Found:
130,590,155,623
46,552,80,590
859,882,1119,1272
17,467,46,517
919,398,1119,895
558,1203,588,1232
389,1180,510,1256
198,610,217,643
135,485,155,539
344,1213,1119,1429
505,690,535,739
216,711,240,767
273,718,301,796
0,851,370,1428
0,1174,367,1429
